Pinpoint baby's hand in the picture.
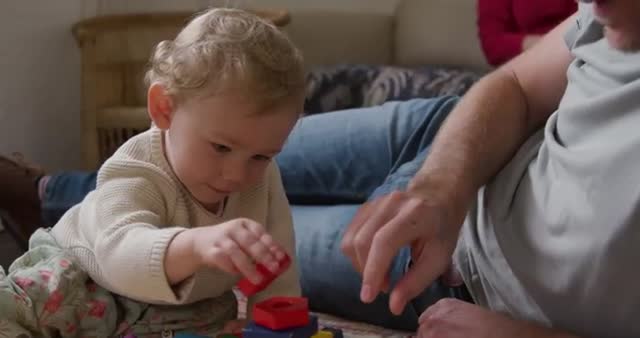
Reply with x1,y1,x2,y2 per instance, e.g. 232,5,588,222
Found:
192,218,286,284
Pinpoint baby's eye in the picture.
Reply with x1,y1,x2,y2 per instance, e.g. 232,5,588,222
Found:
252,154,272,162
212,143,231,153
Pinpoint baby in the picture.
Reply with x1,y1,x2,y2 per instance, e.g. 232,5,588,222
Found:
51,7,305,334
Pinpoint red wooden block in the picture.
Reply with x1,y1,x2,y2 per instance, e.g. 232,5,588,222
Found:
253,296,310,330
237,254,292,297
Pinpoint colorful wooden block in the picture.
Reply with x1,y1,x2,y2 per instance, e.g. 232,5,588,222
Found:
242,315,318,338
320,327,343,338
253,297,309,330
175,333,239,338
237,254,292,297
310,330,333,338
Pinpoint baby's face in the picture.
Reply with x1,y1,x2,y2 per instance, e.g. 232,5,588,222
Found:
163,92,301,210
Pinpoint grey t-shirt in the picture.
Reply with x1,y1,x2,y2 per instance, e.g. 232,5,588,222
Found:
455,4,640,338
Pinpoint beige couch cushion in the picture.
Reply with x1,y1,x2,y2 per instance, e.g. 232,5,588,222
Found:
394,0,490,71
284,10,394,67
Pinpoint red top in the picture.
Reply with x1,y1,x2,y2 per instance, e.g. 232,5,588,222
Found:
478,0,577,66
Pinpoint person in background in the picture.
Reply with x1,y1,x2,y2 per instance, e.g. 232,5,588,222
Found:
477,0,577,66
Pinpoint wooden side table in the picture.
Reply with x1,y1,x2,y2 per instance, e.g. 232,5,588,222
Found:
72,9,290,170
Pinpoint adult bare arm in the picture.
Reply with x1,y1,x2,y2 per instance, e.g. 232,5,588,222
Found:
341,14,577,315
417,299,582,338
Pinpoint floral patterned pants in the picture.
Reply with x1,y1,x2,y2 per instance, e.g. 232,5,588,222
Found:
0,229,236,338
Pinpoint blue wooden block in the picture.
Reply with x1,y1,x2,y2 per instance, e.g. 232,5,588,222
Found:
243,315,318,338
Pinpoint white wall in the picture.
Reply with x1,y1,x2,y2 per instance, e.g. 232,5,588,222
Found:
0,1,87,170
0,0,399,171
99,0,399,15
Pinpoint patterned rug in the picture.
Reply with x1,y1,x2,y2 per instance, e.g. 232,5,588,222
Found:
236,292,414,338
314,312,413,338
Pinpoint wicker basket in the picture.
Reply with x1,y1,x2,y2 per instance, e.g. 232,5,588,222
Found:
72,10,291,170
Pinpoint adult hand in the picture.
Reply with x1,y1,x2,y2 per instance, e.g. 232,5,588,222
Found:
418,299,580,338
340,180,472,315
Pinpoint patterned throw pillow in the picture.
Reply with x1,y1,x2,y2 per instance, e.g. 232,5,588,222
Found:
304,64,483,115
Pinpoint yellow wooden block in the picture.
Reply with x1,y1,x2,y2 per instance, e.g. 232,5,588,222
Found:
311,330,333,338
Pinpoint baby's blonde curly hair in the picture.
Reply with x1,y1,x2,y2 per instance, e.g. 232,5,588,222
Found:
145,8,305,107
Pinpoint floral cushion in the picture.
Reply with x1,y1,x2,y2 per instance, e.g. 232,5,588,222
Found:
304,64,483,115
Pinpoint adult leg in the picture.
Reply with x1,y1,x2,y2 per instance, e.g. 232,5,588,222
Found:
0,154,96,248
40,172,97,226
277,97,456,204
287,97,471,330
0,154,45,248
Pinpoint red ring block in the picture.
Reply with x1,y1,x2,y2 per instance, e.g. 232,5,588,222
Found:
253,296,310,330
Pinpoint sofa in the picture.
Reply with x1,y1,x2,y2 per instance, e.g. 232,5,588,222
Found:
285,0,490,72
285,0,489,115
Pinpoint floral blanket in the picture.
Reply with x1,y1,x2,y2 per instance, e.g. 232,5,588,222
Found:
0,229,236,338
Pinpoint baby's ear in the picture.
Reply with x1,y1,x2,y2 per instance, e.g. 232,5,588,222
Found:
147,83,174,130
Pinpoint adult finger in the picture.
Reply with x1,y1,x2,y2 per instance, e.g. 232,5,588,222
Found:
390,243,450,315
341,200,377,273
353,192,405,279
361,200,426,307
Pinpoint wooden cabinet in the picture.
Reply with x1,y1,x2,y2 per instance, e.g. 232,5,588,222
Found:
72,10,290,169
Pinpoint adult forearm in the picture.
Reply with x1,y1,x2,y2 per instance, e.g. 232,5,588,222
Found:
418,299,583,338
518,322,582,338
409,69,542,205
522,34,543,51
507,313,583,338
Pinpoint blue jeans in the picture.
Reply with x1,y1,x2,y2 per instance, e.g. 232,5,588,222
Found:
42,171,97,226
44,97,470,331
